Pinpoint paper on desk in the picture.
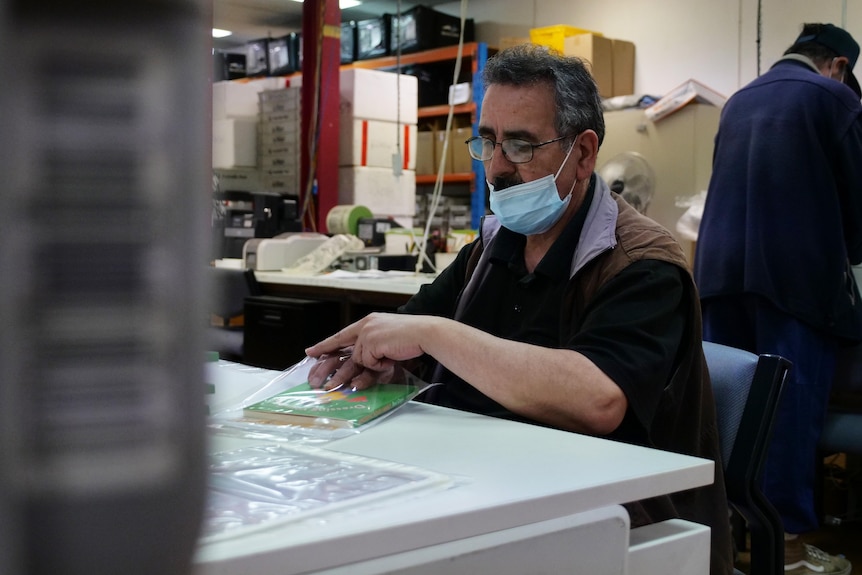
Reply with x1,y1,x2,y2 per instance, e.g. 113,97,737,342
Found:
325,269,419,280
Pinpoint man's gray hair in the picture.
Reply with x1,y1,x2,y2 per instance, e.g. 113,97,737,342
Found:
482,43,606,148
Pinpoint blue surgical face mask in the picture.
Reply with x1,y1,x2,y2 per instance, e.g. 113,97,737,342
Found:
488,138,577,235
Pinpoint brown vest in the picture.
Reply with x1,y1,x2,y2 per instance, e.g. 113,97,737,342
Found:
466,194,733,575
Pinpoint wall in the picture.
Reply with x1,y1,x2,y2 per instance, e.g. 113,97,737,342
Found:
437,0,862,99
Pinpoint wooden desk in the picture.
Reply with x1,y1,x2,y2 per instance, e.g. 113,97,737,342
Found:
195,362,713,575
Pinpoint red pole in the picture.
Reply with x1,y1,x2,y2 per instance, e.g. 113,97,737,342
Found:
300,0,341,233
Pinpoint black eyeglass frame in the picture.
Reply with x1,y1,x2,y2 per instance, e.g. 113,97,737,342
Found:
464,134,571,164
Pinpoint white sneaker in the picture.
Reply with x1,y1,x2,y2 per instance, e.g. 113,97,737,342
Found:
784,542,851,575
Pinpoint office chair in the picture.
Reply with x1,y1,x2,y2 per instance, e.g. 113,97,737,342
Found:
817,344,862,523
703,341,792,575
823,344,862,453
207,266,261,361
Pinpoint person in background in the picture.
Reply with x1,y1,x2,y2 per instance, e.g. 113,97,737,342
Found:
694,23,862,575
307,44,734,575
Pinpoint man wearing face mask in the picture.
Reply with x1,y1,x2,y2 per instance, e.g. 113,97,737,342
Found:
306,44,734,574
694,23,862,575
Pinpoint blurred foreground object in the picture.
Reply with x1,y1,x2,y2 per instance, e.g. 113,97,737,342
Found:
0,1,210,573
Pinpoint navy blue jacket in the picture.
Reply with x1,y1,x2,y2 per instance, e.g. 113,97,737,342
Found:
694,57,862,340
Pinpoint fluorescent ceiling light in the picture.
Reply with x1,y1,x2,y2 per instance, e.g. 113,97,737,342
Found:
212,28,233,38
290,0,362,8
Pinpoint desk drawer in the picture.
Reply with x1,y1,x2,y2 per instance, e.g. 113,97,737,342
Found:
243,296,340,370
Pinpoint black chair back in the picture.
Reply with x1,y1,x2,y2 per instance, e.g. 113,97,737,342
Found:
704,341,791,575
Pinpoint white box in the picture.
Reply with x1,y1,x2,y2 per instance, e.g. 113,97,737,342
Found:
258,87,301,114
213,118,258,168
213,168,261,193
339,118,418,170
213,81,260,119
212,78,282,119
340,68,418,124
338,167,416,216
262,167,300,194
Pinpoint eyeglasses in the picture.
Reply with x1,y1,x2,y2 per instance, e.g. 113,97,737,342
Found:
465,135,570,164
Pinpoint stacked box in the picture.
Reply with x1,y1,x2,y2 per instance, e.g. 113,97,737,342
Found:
267,33,300,76
390,5,475,54
340,68,418,124
338,167,416,216
560,33,636,98
416,129,435,175
529,24,599,54
427,125,472,175
355,15,391,60
341,21,357,64
339,118,417,170
213,118,257,168
339,68,417,220
258,87,301,195
563,34,614,98
611,39,636,97
213,79,283,170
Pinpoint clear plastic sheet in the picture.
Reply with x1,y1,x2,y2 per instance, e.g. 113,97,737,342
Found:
208,355,438,442
200,442,453,543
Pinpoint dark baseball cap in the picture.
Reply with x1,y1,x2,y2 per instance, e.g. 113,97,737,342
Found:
795,23,860,97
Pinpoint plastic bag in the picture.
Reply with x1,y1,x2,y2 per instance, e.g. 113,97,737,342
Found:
199,441,452,544
208,354,437,442
675,190,707,242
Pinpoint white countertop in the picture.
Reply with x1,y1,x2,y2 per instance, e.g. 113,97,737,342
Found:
195,362,714,575
253,269,437,295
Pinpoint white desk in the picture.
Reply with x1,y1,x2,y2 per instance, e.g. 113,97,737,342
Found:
195,364,713,575
253,270,436,297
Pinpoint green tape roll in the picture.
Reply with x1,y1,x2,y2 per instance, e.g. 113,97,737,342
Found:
326,204,373,235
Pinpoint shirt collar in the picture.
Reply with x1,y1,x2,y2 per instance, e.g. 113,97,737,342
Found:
775,53,821,74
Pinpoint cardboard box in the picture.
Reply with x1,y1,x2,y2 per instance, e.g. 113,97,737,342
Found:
612,39,636,96
338,167,416,216
339,118,418,170
450,127,473,174
390,5,475,54
416,130,436,175
213,118,257,168
498,36,531,50
433,130,452,174
340,68,418,124
530,25,600,54
563,33,613,98
426,125,473,175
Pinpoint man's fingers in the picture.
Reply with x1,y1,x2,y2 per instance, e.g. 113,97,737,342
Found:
305,324,359,358
347,368,379,391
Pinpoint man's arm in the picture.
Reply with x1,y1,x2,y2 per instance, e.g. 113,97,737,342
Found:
306,312,627,435
307,260,686,437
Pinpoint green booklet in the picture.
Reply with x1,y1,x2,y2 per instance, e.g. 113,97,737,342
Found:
242,382,417,429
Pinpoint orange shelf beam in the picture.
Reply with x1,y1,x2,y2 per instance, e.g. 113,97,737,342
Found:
416,173,474,186
345,43,481,70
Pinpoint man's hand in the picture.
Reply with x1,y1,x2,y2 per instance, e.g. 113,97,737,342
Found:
305,313,430,390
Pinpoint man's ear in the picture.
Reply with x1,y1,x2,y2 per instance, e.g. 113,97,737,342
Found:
575,130,600,180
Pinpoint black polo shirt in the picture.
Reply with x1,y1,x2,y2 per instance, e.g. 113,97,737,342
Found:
402,183,687,441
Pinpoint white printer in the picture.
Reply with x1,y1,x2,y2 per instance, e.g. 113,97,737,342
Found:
242,232,329,271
